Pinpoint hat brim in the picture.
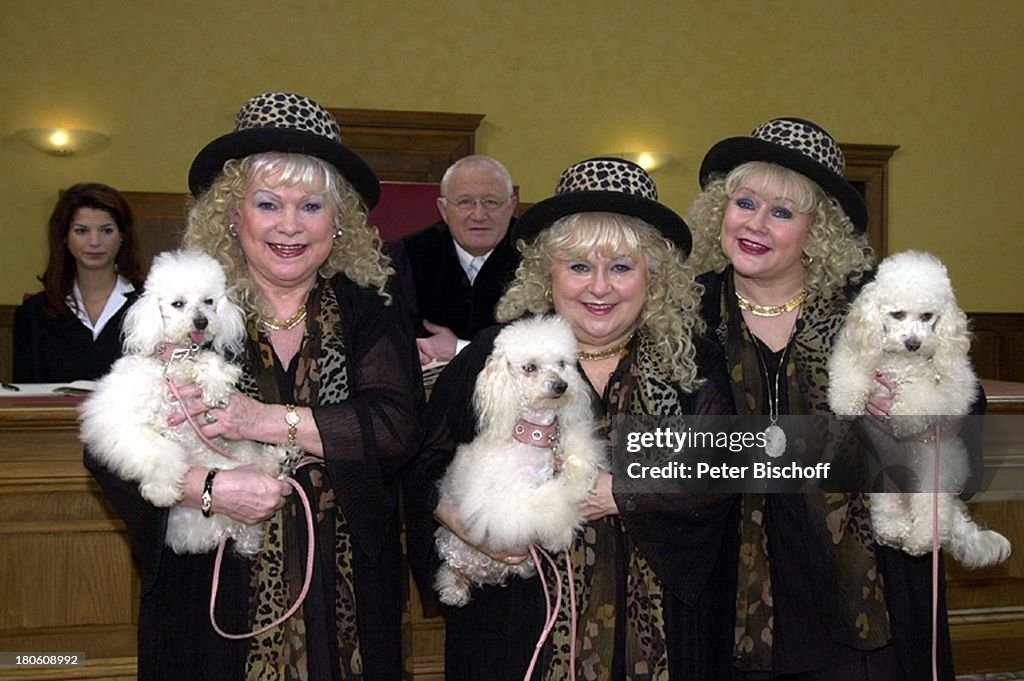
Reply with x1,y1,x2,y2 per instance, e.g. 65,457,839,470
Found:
512,191,692,256
699,137,868,233
188,127,380,208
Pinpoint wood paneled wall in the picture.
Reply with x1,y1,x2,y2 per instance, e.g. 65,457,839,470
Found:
0,402,447,681
970,313,1024,382
0,404,139,681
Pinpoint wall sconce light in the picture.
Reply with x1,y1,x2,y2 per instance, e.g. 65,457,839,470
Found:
15,128,110,156
618,151,675,172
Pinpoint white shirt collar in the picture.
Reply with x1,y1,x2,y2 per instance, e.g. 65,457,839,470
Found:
69,275,135,339
453,241,492,284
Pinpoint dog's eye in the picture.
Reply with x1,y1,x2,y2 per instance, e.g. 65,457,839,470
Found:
889,311,906,321
170,300,185,309
522,363,537,373
558,360,566,369
920,313,934,322
204,298,214,306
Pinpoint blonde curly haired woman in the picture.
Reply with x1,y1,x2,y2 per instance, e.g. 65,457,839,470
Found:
409,158,737,680
687,117,984,681
85,92,421,681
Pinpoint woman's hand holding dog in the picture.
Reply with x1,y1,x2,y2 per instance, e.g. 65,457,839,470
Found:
579,471,619,522
167,383,258,440
167,382,323,456
433,502,530,565
181,465,290,523
859,373,922,489
864,372,896,420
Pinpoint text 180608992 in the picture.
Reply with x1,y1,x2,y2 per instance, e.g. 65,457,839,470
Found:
0,653,84,667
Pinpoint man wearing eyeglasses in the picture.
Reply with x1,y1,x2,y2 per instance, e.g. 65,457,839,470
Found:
388,155,520,365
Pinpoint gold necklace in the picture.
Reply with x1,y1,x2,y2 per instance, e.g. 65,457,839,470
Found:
257,305,307,331
735,288,808,317
577,334,634,361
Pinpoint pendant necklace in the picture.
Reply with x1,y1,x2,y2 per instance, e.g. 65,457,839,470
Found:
755,338,790,458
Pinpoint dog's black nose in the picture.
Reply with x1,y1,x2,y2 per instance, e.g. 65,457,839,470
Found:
550,380,567,396
904,337,921,352
194,315,208,330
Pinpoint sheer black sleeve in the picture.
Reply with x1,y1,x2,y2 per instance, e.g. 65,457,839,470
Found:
614,335,742,605
312,278,423,471
313,277,424,558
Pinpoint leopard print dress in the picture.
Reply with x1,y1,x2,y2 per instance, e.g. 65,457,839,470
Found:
543,333,693,681
236,279,362,680
707,270,892,675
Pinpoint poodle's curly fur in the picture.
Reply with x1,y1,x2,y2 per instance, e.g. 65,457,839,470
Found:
434,316,607,606
829,250,1010,568
80,249,290,556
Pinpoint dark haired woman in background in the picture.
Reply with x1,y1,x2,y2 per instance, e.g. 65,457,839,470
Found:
13,182,143,382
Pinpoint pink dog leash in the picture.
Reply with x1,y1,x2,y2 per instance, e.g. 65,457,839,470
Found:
163,374,317,639
931,422,941,681
508,415,579,678
522,546,577,681
164,375,239,463
209,456,318,640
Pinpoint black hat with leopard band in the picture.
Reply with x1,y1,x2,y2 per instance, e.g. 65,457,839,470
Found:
188,92,380,208
698,117,867,233
513,157,692,255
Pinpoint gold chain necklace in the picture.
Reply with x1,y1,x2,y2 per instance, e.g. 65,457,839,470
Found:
257,305,307,331
577,334,634,361
735,288,808,317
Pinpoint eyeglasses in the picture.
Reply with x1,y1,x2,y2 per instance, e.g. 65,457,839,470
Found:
444,196,509,213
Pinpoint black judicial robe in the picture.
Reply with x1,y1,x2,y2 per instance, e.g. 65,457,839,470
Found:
387,219,519,339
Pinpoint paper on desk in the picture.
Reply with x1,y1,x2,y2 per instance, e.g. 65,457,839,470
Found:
0,380,97,397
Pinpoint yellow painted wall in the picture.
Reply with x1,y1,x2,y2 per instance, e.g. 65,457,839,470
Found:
1,0,1021,311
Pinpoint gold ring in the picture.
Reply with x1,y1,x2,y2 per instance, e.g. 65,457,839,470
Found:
204,410,217,425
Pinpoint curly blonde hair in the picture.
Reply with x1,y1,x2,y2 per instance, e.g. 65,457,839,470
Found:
686,161,873,298
183,152,392,316
496,212,704,390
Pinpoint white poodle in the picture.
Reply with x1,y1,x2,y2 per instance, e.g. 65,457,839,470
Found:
829,250,1010,568
80,249,292,557
434,315,607,606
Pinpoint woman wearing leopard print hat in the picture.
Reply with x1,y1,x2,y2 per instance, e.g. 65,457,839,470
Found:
407,157,738,680
687,117,984,680
85,92,421,680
